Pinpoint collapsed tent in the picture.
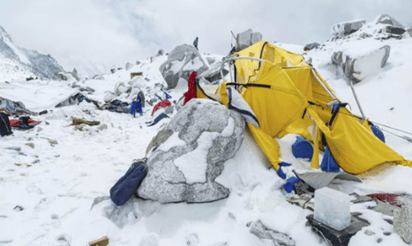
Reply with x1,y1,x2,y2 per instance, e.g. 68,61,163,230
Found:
197,41,411,176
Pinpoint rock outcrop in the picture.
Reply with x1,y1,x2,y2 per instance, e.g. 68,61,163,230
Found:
159,44,208,89
137,99,245,203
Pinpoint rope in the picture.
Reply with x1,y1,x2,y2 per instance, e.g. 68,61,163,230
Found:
370,121,412,137
308,103,412,143
379,128,412,142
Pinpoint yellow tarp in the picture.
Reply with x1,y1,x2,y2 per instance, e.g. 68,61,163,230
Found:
215,40,412,174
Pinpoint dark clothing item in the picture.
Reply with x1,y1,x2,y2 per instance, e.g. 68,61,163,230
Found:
184,71,197,105
193,37,198,50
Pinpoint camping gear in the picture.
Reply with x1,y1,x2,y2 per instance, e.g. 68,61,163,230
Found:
304,42,320,51
306,213,370,246
235,29,262,52
226,87,259,127
71,117,100,126
55,92,100,108
88,236,109,246
151,100,172,116
155,89,172,101
0,96,33,115
184,71,198,105
146,112,169,127
371,125,385,142
292,136,313,160
284,176,300,193
9,118,41,128
368,193,401,207
0,112,13,136
320,147,340,172
130,95,143,117
296,172,361,190
18,116,33,129
314,187,350,231
103,100,130,114
110,158,148,206
201,40,411,177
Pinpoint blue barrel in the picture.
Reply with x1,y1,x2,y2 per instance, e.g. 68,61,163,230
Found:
292,136,314,161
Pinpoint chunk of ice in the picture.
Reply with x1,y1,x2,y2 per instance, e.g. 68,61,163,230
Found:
314,187,350,231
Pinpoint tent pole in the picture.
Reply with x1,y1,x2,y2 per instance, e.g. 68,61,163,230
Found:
229,62,233,82
349,80,366,119
311,68,337,101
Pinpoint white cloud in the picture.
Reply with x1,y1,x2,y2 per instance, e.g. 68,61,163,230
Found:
0,0,411,74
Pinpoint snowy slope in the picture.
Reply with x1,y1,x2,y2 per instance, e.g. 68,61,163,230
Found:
0,26,65,82
1,28,412,246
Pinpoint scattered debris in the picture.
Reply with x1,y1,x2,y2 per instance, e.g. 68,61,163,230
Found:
304,42,320,51
235,29,263,52
13,205,24,211
88,236,109,246
72,117,100,126
307,213,370,246
250,220,296,246
48,139,58,146
314,187,350,231
25,143,35,149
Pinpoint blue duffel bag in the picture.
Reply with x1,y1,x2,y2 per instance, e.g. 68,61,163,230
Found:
110,158,148,206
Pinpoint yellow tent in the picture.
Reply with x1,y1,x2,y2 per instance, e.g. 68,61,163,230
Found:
204,41,411,176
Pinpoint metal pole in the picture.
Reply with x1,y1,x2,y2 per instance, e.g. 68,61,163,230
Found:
311,68,337,101
349,80,366,118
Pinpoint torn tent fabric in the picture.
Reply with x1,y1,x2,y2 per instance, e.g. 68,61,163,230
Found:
207,41,412,176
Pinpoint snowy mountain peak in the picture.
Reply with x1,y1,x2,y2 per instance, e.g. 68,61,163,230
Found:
0,25,65,81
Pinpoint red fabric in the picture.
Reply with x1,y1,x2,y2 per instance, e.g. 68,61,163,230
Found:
183,71,197,105
151,99,172,116
368,193,401,207
9,119,41,127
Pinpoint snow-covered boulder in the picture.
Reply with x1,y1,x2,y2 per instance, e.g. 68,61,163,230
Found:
137,99,245,203
125,62,133,71
235,29,263,52
331,19,366,37
159,44,209,89
331,45,390,83
376,14,404,29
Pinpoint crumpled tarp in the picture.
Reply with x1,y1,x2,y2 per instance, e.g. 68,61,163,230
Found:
0,96,33,115
296,172,362,190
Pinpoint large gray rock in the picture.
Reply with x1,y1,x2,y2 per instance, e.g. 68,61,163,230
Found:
331,20,366,37
235,29,262,52
394,205,412,243
376,14,404,28
159,44,209,89
331,45,390,83
137,99,245,203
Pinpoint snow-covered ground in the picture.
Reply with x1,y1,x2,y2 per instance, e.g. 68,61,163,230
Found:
1,31,412,246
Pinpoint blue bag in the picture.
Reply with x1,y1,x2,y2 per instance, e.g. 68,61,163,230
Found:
292,136,313,160
371,125,385,142
110,158,148,206
320,147,340,172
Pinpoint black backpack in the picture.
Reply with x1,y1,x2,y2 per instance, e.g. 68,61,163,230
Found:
0,112,13,136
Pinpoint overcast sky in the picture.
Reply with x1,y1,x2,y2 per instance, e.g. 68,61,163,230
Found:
0,0,411,73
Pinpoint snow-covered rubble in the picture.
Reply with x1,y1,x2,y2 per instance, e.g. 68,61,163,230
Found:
1,16,412,245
